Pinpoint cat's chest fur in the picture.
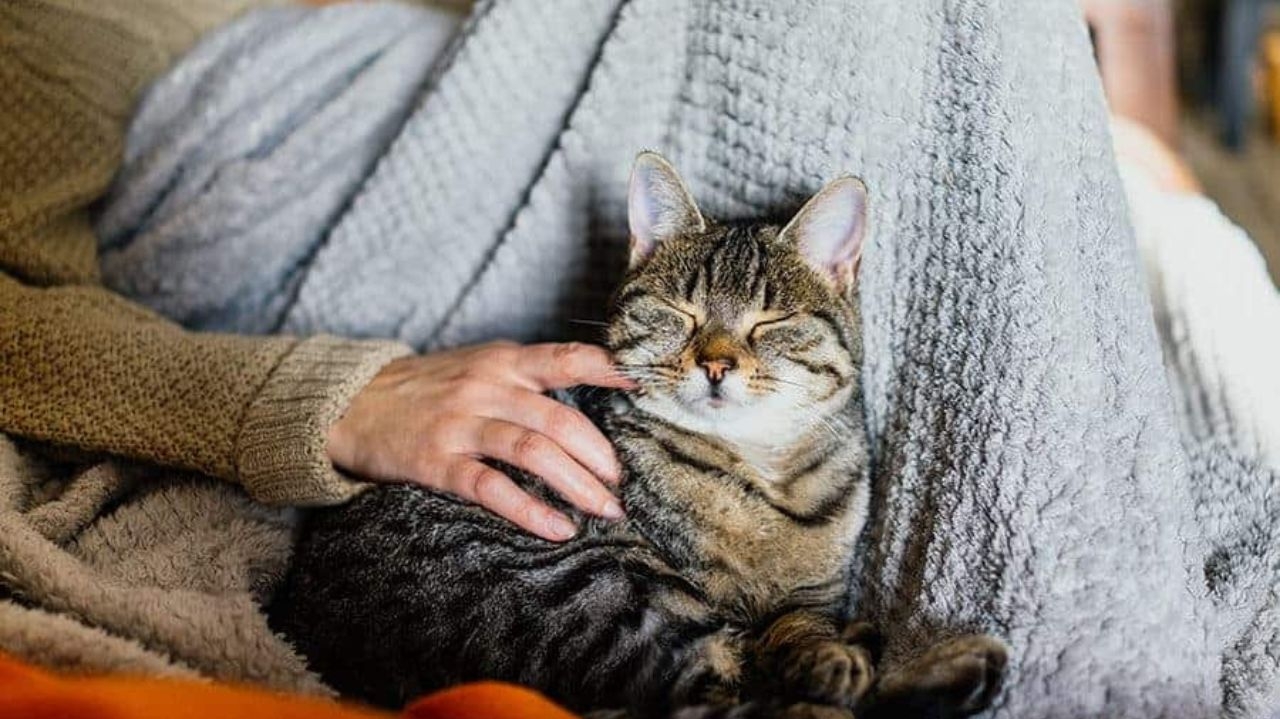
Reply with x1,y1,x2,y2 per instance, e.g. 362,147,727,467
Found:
605,404,869,621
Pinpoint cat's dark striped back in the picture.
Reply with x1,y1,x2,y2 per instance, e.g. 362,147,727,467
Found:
269,153,1006,719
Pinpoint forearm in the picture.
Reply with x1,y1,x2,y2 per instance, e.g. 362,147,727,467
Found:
0,274,410,504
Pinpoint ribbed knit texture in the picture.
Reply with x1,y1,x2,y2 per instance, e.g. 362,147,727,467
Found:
94,1,1279,716
239,337,411,505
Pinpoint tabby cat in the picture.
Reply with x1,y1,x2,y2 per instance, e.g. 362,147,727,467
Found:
269,153,1006,718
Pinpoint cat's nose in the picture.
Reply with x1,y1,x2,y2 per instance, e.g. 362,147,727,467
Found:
699,356,737,384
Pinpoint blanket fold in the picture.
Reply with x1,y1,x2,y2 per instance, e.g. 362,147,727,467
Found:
0,438,325,691
90,1,1279,717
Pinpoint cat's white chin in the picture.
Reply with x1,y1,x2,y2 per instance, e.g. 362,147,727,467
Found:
636,378,855,462
637,391,808,449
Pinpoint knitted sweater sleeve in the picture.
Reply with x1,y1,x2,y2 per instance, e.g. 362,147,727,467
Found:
0,0,412,505
0,277,410,504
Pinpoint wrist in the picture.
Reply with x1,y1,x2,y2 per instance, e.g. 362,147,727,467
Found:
237,335,412,505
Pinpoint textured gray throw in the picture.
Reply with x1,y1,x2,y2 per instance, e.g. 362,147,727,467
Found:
98,1,1278,717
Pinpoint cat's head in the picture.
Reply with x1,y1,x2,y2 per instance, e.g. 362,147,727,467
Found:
608,152,866,447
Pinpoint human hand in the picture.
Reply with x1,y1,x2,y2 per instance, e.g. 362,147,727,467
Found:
326,342,635,541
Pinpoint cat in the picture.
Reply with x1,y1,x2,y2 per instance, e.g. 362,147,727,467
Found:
269,152,1006,719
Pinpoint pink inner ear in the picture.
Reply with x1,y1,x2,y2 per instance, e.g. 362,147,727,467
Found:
628,168,659,253
789,177,868,275
626,153,704,265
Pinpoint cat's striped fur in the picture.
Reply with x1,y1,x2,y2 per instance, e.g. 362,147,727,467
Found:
269,154,1005,718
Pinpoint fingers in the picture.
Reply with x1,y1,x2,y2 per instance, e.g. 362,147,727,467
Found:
515,342,638,390
483,390,621,484
473,418,624,521
445,459,578,542
337,340,637,543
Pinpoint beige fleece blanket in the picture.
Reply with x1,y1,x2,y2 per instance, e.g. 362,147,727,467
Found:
0,436,326,692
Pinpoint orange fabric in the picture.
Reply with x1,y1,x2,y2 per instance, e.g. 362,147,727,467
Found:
405,683,579,719
0,653,578,719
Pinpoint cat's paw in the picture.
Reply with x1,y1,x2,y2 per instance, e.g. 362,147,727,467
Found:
875,635,1007,717
838,621,884,666
780,639,876,708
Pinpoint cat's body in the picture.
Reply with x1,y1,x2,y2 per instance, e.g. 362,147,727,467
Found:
272,388,864,711
270,154,1004,718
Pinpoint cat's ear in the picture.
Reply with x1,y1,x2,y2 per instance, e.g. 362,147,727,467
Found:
628,151,706,267
779,176,868,289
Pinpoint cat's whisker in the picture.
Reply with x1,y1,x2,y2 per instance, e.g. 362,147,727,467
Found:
615,362,681,371
615,369,677,391
791,407,843,442
618,366,675,375
615,365,670,377
757,375,809,390
615,366,680,385
567,318,611,327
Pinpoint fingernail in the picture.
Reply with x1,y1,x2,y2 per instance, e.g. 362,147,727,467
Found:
547,513,578,541
600,498,625,521
591,460,620,486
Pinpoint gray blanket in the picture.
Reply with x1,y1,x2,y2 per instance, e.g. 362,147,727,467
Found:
97,0,1279,716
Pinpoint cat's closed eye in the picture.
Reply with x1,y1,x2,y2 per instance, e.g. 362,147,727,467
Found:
754,317,828,362
614,298,698,357
633,303,689,333
744,311,798,343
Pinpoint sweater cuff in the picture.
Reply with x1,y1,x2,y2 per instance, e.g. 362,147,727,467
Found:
236,335,412,505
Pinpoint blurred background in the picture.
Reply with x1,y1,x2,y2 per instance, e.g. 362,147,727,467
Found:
1085,0,1280,282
